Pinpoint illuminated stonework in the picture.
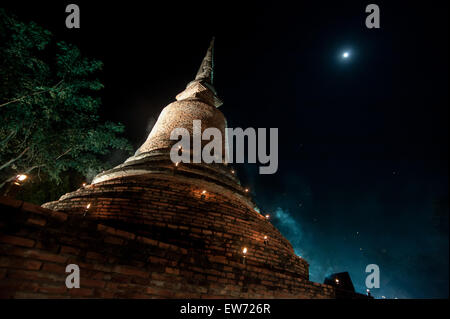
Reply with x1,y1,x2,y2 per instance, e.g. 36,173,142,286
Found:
0,40,367,299
135,96,227,156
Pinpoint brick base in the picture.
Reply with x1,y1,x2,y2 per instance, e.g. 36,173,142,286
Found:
0,194,335,298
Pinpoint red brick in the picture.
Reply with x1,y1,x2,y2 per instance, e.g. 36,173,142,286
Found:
0,235,35,248
137,236,158,246
0,257,42,270
26,217,47,226
39,285,68,294
22,202,68,221
0,280,40,293
81,278,106,288
60,246,80,255
7,269,64,282
86,251,105,261
98,291,115,298
0,196,23,209
115,229,135,240
97,224,134,240
159,242,170,249
165,267,179,275
146,287,174,298
68,288,94,297
104,236,124,245
26,250,68,264
209,255,228,264
113,266,149,278
42,263,66,273
97,224,116,235
148,256,166,264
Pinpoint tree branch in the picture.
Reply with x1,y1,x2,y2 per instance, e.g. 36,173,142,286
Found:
0,80,64,108
0,147,29,171
55,147,73,160
0,130,17,149
0,164,45,190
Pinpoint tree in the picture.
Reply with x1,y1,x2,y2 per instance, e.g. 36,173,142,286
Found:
0,9,132,191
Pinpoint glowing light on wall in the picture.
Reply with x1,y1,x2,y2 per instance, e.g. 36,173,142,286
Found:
16,174,28,181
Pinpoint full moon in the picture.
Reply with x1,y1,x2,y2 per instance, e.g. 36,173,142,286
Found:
342,52,350,58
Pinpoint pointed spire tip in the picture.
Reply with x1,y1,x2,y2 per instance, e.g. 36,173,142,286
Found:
195,37,215,84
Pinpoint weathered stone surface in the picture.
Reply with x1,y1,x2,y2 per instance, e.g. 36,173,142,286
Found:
0,41,366,299
0,197,335,299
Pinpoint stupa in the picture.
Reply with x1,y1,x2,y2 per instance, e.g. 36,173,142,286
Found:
0,39,365,298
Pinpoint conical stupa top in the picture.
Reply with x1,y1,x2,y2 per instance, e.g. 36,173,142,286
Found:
195,37,215,84
176,37,223,108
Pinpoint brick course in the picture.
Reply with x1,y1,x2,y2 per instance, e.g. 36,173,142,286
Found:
0,194,335,299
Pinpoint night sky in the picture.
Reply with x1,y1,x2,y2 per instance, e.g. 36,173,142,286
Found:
4,1,448,298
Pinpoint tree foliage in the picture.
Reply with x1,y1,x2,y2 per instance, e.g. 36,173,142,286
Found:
0,9,132,190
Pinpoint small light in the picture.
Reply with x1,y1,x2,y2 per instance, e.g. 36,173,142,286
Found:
245,188,249,192
16,174,27,181
335,278,340,284
242,247,247,255
265,214,270,219
178,145,182,149
264,235,267,240
82,183,87,187
86,203,91,209
342,51,349,58
202,190,207,195
175,162,180,167
231,170,235,174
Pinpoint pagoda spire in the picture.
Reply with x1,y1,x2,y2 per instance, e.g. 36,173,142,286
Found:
194,37,215,85
176,37,223,108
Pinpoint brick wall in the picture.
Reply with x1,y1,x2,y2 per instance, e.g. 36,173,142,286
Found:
0,193,335,298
